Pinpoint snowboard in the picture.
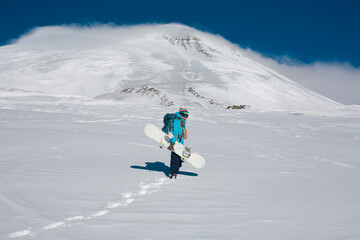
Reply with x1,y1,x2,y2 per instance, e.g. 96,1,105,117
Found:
144,123,205,169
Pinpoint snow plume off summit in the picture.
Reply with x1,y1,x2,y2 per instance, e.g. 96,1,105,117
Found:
0,23,340,110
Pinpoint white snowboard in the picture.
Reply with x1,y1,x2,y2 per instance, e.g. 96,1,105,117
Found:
144,123,205,169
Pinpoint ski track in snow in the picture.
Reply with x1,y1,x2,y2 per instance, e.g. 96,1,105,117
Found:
8,177,171,239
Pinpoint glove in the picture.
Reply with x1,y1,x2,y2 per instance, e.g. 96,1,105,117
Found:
167,142,175,151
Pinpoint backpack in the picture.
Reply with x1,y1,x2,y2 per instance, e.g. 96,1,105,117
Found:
162,113,177,134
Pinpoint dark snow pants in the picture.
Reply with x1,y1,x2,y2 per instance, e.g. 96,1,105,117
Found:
170,151,182,174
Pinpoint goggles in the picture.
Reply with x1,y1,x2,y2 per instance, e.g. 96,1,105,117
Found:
180,112,189,118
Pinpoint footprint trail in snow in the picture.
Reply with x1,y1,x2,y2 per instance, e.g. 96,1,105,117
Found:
9,177,171,238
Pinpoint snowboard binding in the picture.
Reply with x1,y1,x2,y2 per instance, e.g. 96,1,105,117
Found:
159,132,174,148
182,146,192,159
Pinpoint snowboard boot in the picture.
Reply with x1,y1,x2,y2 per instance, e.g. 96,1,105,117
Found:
170,173,177,179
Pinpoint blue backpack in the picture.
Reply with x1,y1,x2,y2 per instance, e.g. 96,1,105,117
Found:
162,113,179,134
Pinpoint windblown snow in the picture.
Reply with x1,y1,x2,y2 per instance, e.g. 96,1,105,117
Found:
1,24,360,240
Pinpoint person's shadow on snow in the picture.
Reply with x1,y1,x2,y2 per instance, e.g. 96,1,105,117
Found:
130,161,198,178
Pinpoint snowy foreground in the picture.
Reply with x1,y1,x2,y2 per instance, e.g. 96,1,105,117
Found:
1,92,360,240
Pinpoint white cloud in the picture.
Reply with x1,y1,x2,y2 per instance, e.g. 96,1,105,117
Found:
11,23,215,51
242,48,360,105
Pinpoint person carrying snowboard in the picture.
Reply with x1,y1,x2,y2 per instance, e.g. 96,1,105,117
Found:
166,107,189,179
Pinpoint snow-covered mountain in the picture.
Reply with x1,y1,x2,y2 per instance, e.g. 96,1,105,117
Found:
1,24,360,240
0,23,340,110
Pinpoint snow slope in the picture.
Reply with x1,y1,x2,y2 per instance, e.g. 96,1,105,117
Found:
0,23,340,110
1,24,360,239
0,92,360,239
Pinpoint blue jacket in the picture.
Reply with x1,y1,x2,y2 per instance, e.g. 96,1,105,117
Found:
170,112,186,145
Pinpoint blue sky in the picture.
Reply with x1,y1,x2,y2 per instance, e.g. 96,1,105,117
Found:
1,0,359,67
